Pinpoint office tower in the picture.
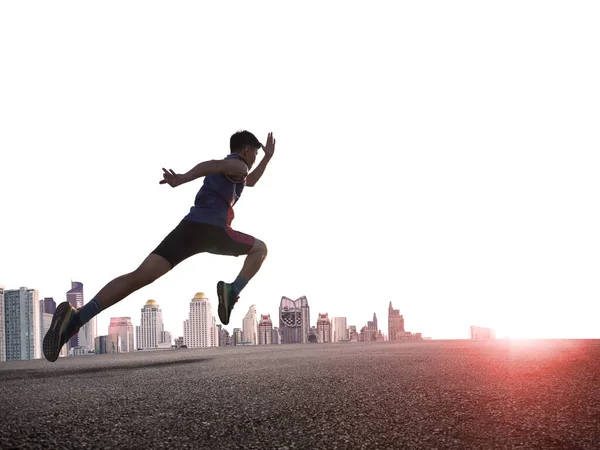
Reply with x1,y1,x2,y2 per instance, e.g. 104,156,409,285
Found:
108,317,135,352
242,305,258,345
470,326,495,340
331,317,348,342
258,314,273,345
4,287,40,360
161,331,173,347
66,281,84,351
0,286,5,362
43,297,56,314
183,293,217,348
232,328,242,345
271,327,281,345
388,302,405,341
279,296,310,344
138,299,164,349
316,313,331,343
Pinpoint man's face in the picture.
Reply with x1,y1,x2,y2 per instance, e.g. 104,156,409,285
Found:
241,146,259,168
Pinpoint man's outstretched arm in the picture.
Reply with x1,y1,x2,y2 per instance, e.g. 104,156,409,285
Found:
246,132,276,187
160,159,247,188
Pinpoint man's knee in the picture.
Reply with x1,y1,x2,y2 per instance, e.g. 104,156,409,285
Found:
251,239,268,257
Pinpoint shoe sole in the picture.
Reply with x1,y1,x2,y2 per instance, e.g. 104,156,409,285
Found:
43,302,72,362
217,281,229,325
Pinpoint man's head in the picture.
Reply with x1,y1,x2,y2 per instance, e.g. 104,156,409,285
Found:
230,130,262,168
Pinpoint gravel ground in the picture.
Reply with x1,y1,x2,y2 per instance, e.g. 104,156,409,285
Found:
1,339,599,450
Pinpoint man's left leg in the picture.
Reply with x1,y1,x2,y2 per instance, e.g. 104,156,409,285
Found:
212,228,268,325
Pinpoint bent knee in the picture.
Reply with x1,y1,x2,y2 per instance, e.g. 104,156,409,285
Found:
251,239,268,256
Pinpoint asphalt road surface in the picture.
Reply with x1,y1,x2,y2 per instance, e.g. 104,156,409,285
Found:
1,340,599,450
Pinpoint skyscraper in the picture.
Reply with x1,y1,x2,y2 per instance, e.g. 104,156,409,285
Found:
43,297,56,314
108,317,135,352
258,314,273,345
331,317,348,342
4,287,40,360
388,302,405,341
271,327,281,345
316,313,331,343
39,300,53,355
242,305,258,345
66,281,84,351
183,293,217,348
138,299,164,350
279,296,310,344
0,286,5,362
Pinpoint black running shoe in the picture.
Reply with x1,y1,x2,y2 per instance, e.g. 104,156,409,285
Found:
217,281,238,325
43,302,80,362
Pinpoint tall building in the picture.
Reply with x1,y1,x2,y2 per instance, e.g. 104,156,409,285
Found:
138,299,164,350
4,287,40,360
316,313,332,343
183,293,217,348
388,302,406,341
66,281,84,351
39,300,53,354
43,297,56,314
161,331,173,347
470,326,495,340
242,305,258,345
271,327,281,345
258,314,273,345
232,328,242,345
0,286,5,362
331,317,348,342
216,325,230,346
348,325,358,341
108,317,135,352
279,296,310,344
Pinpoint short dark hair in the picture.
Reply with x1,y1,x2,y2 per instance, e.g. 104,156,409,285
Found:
230,130,262,153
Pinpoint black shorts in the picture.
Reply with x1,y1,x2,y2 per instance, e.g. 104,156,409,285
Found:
151,220,256,267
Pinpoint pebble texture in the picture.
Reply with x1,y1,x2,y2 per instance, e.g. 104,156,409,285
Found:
1,339,599,449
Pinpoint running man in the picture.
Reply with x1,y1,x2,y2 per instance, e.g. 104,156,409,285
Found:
43,130,275,362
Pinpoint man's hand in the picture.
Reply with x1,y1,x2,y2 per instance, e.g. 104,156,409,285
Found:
159,168,187,188
262,132,276,159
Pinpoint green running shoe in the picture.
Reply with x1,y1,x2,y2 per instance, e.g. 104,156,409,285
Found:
43,301,80,362
217,281,239,325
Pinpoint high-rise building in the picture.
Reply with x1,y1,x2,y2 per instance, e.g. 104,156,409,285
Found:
279,296,310,344
94,335,107,354
242,305,258,345
66,281,84,351
43,297,56,314
183,293,217,348
216,325,230,346
470,326,495,340
388,302,406,341
232,328,242,345
348,325,358,341
108,317,135,352
316,313,332,343
106,334,122,353
258,314,273,345
271,327,281,345
0,286,5,362
161,331,173,347
331,317,348,342
4,287,40,360
138,299,165,350
39,300,53,354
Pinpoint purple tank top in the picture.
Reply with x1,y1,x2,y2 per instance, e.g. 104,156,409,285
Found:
183,153,249,227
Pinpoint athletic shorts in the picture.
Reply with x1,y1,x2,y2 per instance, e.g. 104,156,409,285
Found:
151,220,256,267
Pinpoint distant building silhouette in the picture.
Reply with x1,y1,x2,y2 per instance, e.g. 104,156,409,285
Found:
258,314,273,345
137,299,165,350
279,296,310,344
43,297,56,314
108,317,135,352
316,313,331,343
331,317,348,342
470,326,495,340
183,293,217,348
66,282,84,351
388,302,405,340
242,305,258,345
4,287,40,360
0,287,5,362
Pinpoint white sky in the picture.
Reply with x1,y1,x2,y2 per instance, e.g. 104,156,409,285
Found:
1,1,599,340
